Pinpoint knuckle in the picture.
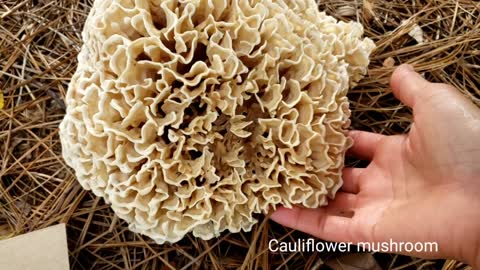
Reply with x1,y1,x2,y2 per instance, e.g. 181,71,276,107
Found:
348,130,360,141
433,82,457,93
316,212,327,236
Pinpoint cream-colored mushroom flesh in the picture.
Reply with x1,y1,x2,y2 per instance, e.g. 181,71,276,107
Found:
59,0,375,244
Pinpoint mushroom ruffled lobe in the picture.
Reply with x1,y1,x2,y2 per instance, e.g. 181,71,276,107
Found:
59,0,375,244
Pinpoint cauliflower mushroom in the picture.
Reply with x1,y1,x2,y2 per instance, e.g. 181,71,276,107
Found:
59,0,375,244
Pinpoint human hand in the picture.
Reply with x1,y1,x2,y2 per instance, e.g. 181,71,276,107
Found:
271,64,480,267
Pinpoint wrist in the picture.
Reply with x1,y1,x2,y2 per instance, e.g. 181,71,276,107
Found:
461,222,480,269
469,206,480,269
453,234,479,269
467,254,480,269
469,242,480,269
452,198,480,268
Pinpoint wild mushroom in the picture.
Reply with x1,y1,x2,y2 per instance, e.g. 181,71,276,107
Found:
59,0,375,244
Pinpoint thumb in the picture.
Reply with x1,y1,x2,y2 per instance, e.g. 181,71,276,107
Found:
390,64,431,108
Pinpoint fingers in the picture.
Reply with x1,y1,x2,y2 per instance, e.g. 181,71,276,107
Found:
341,168,365,194
348,130,385,160
270,206,355,243
390,64,431,108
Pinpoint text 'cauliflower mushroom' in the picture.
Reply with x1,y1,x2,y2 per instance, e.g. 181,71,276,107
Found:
59,0,375,244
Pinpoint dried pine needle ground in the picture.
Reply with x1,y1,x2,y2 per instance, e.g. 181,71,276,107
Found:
0,0,479,269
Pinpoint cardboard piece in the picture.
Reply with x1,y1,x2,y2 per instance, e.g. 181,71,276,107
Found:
0,223,69,270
